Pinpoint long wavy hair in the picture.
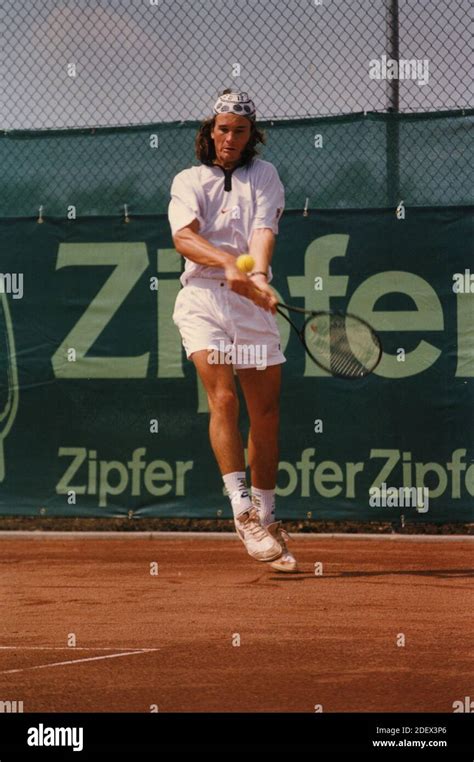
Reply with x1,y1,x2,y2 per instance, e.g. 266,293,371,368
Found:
195,114,266,167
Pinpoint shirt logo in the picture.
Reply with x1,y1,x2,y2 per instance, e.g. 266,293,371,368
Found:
221,205,241,219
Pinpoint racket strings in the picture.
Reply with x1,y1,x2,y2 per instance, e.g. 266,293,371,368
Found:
305,315,380,378
329,323,368,376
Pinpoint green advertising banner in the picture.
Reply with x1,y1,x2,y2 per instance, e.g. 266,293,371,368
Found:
0,208,472,520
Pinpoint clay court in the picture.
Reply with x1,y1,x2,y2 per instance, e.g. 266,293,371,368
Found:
1,533,472,713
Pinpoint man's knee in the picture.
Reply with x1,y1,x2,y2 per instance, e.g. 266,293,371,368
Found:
250,403,280,426
208,388,239,417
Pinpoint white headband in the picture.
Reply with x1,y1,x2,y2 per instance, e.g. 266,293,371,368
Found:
213,91,256,121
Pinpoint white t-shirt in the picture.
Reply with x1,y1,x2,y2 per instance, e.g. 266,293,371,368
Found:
168,157,285,286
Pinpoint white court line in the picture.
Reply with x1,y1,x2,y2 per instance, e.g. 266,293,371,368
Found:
0,648,160,675
0,646,149,651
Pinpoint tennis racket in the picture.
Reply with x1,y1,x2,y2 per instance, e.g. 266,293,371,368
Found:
276,302,382,379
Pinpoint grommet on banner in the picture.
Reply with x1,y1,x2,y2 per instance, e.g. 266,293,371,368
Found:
123,204,130,223
303,197,309,217
37,205,44,224
396,200,405,219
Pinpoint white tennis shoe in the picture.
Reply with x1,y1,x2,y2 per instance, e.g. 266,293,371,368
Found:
266,521,299,572
235,508,283,561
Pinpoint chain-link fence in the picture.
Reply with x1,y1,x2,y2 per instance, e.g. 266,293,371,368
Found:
1,0,472,213
2,0,471,127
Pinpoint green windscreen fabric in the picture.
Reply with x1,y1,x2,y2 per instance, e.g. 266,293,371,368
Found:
1,110,472,217
0,208,472,520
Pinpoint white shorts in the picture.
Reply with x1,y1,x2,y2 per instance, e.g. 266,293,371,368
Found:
172,277,286,370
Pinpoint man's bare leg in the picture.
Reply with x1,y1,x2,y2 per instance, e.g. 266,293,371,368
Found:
236,364,281,490
191,350,244,474
237,363,298,571
191,350,281,562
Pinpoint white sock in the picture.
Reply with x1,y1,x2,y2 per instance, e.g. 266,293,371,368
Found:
251,487,276,528
223,471,252,520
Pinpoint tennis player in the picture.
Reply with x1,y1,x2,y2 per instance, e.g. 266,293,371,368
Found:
168,89,298,572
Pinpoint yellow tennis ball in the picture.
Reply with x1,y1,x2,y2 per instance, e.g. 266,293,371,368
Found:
236,254,255,273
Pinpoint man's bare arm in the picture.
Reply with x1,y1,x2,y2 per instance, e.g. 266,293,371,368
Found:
173,219,235,269
247,227,278,310
248,227,275,275
173,219,274,310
